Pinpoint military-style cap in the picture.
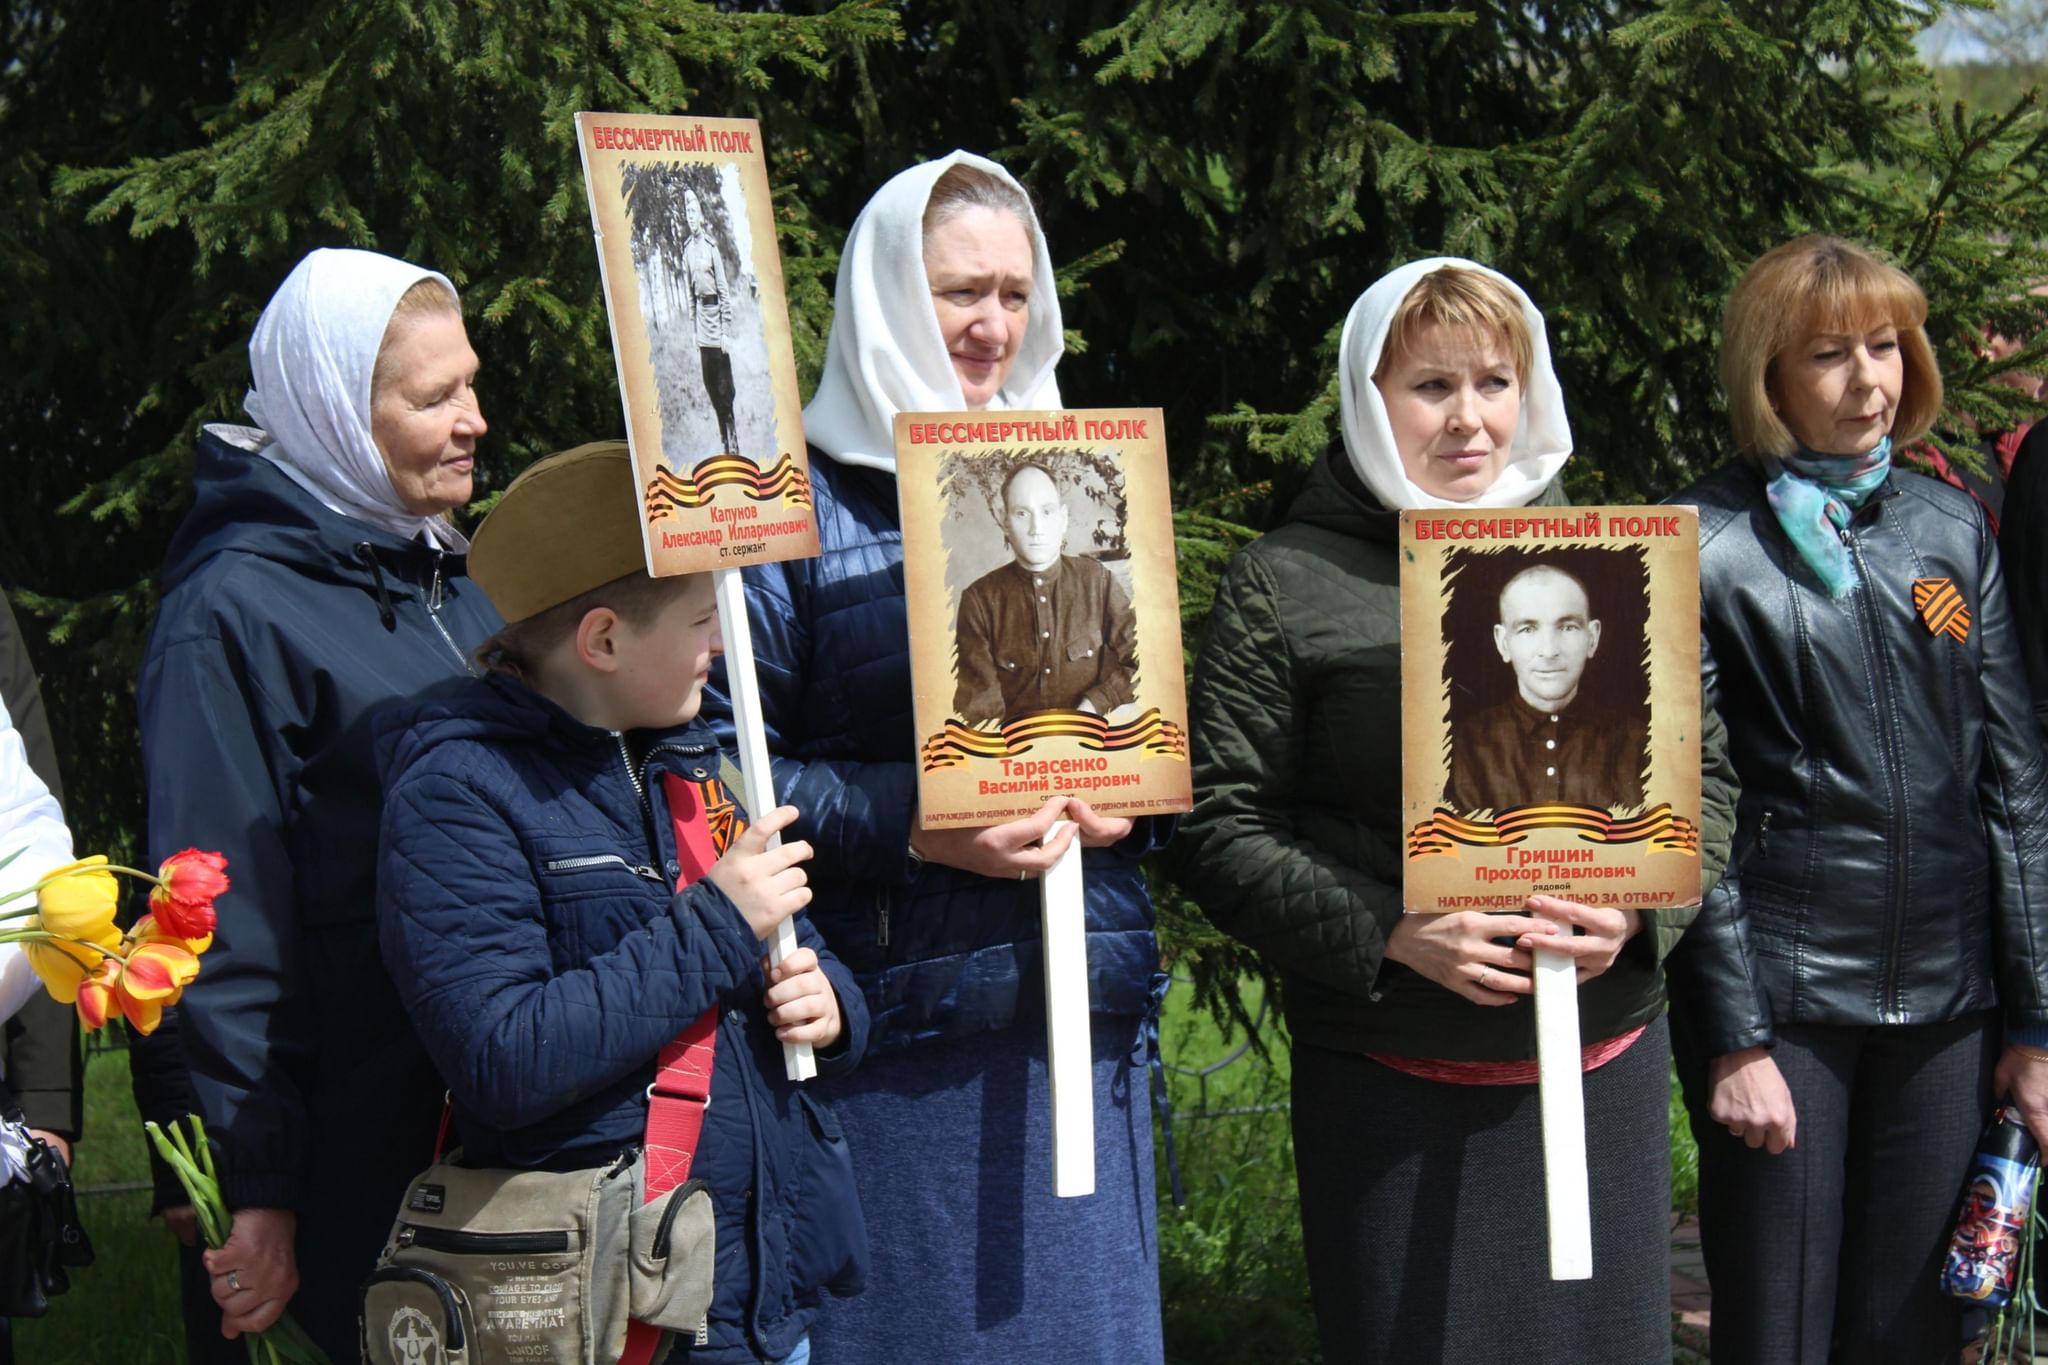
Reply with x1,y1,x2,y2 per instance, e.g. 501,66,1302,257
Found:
468,441,650,623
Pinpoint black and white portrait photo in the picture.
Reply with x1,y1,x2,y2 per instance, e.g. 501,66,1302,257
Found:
938,451,1138,726
1439,547,1651,813
620,160,777,464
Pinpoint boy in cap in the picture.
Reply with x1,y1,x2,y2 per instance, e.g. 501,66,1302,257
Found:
374,442,866,1365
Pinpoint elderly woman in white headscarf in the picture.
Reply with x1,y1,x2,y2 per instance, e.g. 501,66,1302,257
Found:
132,247,502,1362
1176,259,1737,1361
701,152,1168,1361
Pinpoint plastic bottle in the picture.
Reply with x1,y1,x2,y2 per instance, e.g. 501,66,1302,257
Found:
1941,1106,2041,1309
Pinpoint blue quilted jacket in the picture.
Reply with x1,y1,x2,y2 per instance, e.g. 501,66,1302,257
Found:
701,454,1163,1048
376,675,868,1362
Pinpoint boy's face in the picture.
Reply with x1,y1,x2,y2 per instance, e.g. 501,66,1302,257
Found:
608,574,723,730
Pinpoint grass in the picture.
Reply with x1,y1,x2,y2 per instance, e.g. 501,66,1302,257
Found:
1154,976,1320,1365
15,1043,186,1364
1672,1058,1701,1219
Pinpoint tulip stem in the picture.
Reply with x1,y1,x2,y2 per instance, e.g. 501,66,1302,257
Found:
0,930,130,965
49,861,160,884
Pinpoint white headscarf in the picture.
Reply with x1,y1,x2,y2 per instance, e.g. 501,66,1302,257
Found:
244,247,468,550
803,151,1064,473
1338,257,1573,511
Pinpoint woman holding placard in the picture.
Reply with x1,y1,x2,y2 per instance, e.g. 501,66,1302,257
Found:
700,152,1166,1361
1178,258,1737,1361
1667,234,2048,1364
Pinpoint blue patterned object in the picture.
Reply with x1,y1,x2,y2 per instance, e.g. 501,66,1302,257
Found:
1762,437,1893,598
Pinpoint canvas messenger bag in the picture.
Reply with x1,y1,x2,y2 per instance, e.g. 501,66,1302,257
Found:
358,1129,715,1365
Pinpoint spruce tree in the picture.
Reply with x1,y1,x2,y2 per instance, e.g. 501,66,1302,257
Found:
5,0,2043,897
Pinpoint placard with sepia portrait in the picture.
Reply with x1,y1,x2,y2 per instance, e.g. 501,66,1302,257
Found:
895,409,1192,827
576,111,820,575
1399,506,1703,913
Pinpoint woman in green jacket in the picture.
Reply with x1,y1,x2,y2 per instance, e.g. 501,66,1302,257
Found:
1177,258,1736,1361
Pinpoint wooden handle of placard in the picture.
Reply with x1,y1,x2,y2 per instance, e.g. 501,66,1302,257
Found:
713,568,816,1083
1040,820,1095,1198
1533,945,1592,1279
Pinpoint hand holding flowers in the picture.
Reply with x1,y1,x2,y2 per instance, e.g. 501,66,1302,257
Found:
146,1116,330,1365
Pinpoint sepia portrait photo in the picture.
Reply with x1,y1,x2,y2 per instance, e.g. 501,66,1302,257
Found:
939,451,1139,727
1439,546,1652,815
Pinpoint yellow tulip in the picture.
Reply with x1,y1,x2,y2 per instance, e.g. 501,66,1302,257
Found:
25,857,123,1003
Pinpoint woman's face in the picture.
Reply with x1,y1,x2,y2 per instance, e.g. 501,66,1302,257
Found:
1375,320,1522,501
924,206,1034,409
370,310,487,516
1769,322,1903,456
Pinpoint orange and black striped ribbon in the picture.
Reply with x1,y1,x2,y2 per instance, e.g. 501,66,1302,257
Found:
1911,577,1970,642
920,707,1190,770
644,452,814,519
688,778,744,856
1405,802,1701,858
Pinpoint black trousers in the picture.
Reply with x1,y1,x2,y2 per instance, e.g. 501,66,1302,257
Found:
1673,1011,1996,1365
1291,1015,1672,1364
699,344,736,450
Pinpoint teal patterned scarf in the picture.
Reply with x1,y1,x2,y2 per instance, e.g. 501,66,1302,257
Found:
1762,437,1892,598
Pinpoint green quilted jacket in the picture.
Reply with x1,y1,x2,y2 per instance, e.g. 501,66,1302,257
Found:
1174,451,1737,1061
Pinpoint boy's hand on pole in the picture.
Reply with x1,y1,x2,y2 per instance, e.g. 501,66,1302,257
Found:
708,804,812,941
761,946,844,1048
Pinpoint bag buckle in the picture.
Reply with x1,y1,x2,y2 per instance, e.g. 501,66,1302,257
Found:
645,1077,711,1105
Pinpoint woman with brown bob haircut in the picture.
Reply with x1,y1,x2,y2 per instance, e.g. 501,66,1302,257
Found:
1668,234,2048,1363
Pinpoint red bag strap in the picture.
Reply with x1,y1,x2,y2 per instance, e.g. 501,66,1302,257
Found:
644,771,725,1200
641,1009,718,1197
620,770,731,1365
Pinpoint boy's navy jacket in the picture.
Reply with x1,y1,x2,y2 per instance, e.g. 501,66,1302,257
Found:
375,674,868,1363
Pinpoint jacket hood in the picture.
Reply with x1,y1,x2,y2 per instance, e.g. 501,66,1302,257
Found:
375,670,719,793
1285,446,1399,543
162,425,462,596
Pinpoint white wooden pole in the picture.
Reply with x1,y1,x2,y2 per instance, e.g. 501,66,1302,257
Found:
1040,819,1094,1197
713,567,816,1082
1533,945,1591,1279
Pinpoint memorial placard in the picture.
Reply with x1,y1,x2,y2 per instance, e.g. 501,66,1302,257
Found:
575,112,819,574
1399,506,1704,913
894,409,1192,828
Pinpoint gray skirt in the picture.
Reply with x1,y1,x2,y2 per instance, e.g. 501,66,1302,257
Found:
1291,1012,1672,1364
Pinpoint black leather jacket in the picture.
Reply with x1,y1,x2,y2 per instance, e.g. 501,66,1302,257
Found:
1665,460,2048,1056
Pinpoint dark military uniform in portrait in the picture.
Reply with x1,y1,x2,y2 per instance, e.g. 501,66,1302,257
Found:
953,554,1137,724
1444,694,1647,813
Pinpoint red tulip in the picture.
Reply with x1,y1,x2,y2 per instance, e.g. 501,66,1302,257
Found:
74,961,116,1032
131,911,212,957
150,849,229,939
